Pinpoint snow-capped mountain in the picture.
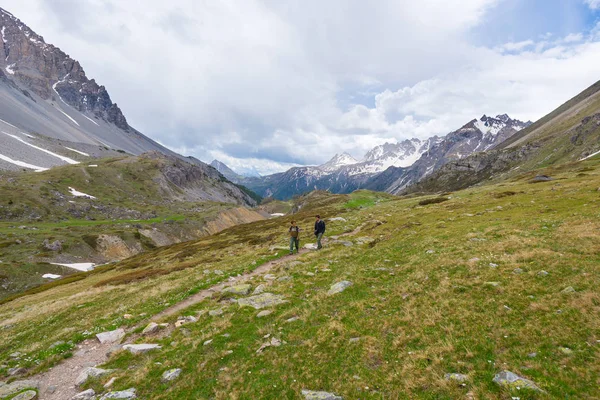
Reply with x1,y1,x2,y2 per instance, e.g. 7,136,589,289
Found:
319,152,359,173
365,114,532,194
241,114,531,199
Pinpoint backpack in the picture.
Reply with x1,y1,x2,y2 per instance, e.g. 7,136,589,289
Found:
290,226,299,238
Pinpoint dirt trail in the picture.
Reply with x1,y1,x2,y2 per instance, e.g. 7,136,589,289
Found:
153,248,311,320
32,223,365,399
36,339,115,400
34,247,312,400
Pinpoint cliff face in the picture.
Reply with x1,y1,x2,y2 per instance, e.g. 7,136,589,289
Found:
0,7,130,130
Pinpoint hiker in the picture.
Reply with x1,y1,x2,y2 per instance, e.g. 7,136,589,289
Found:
314,215,326,250
289,220,301,255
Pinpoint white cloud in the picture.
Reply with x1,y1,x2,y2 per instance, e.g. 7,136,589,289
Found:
1,1,599,173
585,0,600,9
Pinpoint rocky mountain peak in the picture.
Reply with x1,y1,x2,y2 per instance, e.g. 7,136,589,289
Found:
0,6,130,131
320,152,358,172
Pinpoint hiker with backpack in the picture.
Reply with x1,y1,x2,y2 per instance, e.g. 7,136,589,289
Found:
314,215,326,250
289,220,301,255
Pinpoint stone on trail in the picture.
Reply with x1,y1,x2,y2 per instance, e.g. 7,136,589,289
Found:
76,367,114,386
96,329,125,344
253,284,265,295
301,390,343,400
263,274,277,281
161,368,182,382
71,389,96,400
99,388,137,399
303,243,318,250
327,281,352,295
122,344,161,354
445,373,469,383
257,310,272,318
142,322,159,335
0,380,39,398
222,284,252,295
10,390,37,400
492,370,542,392
237,293,287,309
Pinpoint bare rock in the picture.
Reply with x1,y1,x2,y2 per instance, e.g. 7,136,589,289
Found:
96,329,125,344
76,367,113,386
11,390,37,400
327,281,352,295
301,390,343,400
0,380,40,398
161,368,182,382
492,370,542,392
222,284,252,295
99,388,137,399
238,293,287,310
142,322,159,335
122,344,161,354
71,389,96,400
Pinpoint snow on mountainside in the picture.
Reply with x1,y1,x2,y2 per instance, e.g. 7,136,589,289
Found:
241,114,530,199
0,7,187,172
319,152,359,172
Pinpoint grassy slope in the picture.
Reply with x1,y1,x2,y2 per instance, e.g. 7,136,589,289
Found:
1,160,600,398
0,156,259,299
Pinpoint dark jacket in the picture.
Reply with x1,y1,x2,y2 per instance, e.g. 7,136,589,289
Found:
314,220,326,235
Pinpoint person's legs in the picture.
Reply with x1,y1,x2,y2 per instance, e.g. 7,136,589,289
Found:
316,233,323,249
289,237,295,254
294,238,300,253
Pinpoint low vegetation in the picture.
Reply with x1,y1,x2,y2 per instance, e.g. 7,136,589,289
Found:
1,159,600,398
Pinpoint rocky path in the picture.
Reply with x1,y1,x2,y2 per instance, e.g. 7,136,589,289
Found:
153,248,310,320
31,246,315,399
36,340,115,400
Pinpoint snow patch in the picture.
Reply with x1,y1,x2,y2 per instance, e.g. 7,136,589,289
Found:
579,149,600,161
0,118,18,129
1,26,6,44
2,131,79,164
42,273,61,279
69,187,96,199
64,147,89,157
5,63,15,75
50,262,96,272
270,213,285,217
56,107,80,126
82,114,100,126
89,164,98,167
20,132,35,139
0,152,48,172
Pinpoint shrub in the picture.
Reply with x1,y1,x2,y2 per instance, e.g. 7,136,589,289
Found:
418,197,449,206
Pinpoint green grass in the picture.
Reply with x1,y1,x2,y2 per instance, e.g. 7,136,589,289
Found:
2,159,600,398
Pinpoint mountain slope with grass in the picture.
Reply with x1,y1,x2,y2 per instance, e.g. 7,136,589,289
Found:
0,152,265,300
402,80,600,195
1,155,600,399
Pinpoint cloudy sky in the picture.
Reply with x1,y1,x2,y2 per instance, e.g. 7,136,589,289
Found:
3,0,600,174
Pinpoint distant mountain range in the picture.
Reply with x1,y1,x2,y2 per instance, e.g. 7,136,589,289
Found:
216,114,532,199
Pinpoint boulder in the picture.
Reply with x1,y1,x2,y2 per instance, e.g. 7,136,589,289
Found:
71,389,96,400
301,390,343,400
122,344,161,354
99,388,137,399
11,391,37,400
209,309,224,316
142,323,159,335
161,368,182,383
492,370,542,391
0,380,39,398
96,329,125,344
222,284,252,296
257,310,272,318
328,217,347,222
537,270,549,277
327,281,352,295
43,239,62,251
237,293,286,310
76,367,113,386
252,284,265,295
562,286,576,294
